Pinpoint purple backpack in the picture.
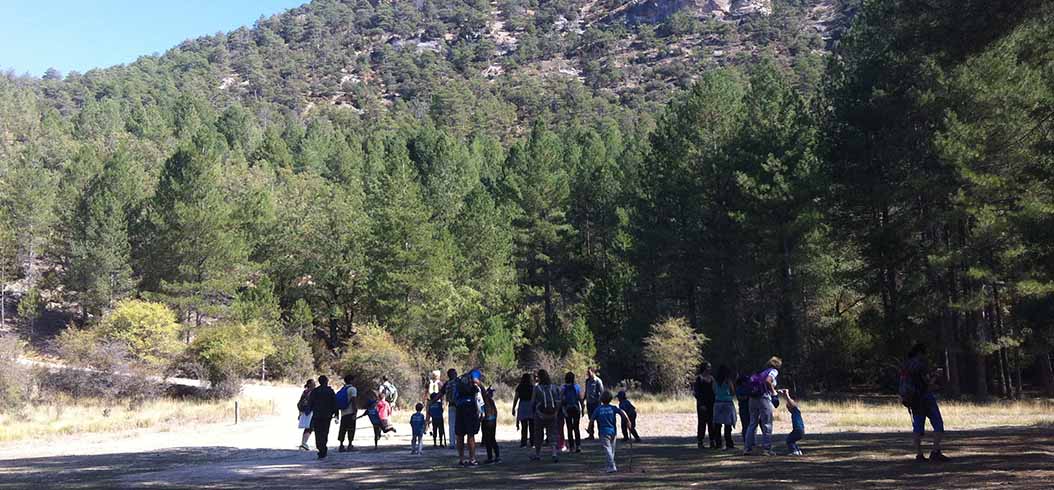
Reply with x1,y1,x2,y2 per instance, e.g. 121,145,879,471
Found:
746,368,774,397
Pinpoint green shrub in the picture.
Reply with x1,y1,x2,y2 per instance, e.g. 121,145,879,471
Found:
265,334,314,382
643,317,707,394
190,321,275,387
337,324,417,406
97,300,183,368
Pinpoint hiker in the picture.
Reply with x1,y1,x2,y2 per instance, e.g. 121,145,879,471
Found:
336,375,358,452
307,375,338,459
584,368,604,440
744,357,782,456
562,371,584,453
453,368,484,466
359,392,397,448
297,379,317,451
379,376,399,409
531,369,562,463
410,402,426,454
712,365,737,450
616,390,641,442
512,373,535,448
444,368,458,449
590,390,633,473
903,343,949,462
693,362,717,449
734,374,753,442
427,392,446,447
778,389,805,455
482,387,501,464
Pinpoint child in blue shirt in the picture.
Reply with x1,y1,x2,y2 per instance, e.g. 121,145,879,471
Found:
616,391,642,443
426,393,445,448
357,395,396,449
590,391,632,473
410,402,426,454
779,389,805,455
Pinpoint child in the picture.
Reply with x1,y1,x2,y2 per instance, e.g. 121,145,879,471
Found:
410,402,426,454
616,391,642,443
779,389,805,455
481,387,501,464
590,391,632,473
426,393,446,447
358,394,397,448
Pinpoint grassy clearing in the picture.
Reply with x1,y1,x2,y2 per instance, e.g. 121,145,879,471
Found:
0,395,272,443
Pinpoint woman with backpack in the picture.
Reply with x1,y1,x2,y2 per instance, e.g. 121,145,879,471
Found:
297,379,317,451
531,369,562,463
512,373,535,448
562,371,584,453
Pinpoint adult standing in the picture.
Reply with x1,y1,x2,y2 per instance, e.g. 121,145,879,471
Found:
904,343,950,462
296,379,317,451
454,368,484,466
712,365,737,450
308,375,338,459
531,369,562,462
428,370,443,398
512,373,535,448
336,374,358,452
562,371,584,453
443,368,458,449
693,362,717,449
744,357,781,456
584,368,604,440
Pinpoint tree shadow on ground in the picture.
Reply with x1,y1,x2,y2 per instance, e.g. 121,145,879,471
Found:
1,427,1051,489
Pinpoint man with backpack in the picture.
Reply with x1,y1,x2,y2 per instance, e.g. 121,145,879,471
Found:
379,376,398,409
743,357,781,456
902,343,950,462
584,367,604,440
451,368,485,466
336,374,358,452
307,375,338,459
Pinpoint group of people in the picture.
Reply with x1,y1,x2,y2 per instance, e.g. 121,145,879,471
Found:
294,344,950,470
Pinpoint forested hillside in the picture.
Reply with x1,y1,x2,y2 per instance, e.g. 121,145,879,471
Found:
1,0,1052,399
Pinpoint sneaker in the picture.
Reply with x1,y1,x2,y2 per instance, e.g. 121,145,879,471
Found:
795,450,804,456
552,456,559,463
529,455,540,462
742,449,754,456
929,451,950,462
338,446,347,453
575,448,582,454
299,444,310,451
347,446,357,452
606,467,618,473
493,458,502,464
724,444,735,451
915,453,927,462
468,460,480,467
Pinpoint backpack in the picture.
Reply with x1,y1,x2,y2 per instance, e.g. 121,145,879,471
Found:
536,384,559,420
898,364,922,409
746,369,773,397
455,374,479,406
335,386,351,410
297,389,311,413
380,383,398,405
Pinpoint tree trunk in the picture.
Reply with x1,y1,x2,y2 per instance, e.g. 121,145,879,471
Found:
974,352,989,401
1038,351,1054,396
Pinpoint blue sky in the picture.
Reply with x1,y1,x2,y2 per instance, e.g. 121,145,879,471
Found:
0,0,308,77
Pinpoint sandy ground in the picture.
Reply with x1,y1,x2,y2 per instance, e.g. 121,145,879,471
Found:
1,384,1051,489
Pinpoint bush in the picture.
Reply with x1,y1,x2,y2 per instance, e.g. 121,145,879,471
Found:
97,300,183,368
265,334,314,382
0,336,30,411
643,317,707,394
337,324,417,406
190,321,275,388
51,329,161,405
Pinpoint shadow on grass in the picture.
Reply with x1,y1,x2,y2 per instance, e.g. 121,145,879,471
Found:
1,428,1051,489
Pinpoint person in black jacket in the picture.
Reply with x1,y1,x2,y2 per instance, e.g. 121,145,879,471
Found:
693,362,717,449
308,375,338,459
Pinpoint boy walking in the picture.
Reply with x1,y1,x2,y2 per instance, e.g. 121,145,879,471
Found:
590,391,632,473
616,391,642,442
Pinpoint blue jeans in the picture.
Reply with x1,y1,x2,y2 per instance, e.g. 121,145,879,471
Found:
911,393,944,435
745,397,774,451
786,428,803,453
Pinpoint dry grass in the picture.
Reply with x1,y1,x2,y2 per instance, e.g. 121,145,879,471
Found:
0,395,272,443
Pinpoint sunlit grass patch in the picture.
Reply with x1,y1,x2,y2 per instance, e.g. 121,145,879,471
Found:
0,395,271,443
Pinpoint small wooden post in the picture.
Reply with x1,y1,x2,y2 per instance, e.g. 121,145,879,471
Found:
235,400,240,425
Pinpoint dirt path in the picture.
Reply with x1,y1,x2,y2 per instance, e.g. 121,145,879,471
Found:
1,390,1051,489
